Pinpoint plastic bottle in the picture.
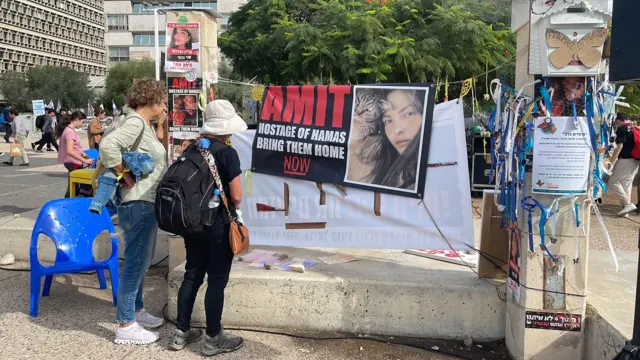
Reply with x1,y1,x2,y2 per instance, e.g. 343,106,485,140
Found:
208,189,221,209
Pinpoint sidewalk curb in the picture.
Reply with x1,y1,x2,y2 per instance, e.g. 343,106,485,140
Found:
0,219,170,266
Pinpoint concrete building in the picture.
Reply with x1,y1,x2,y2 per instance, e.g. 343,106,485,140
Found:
0,0,107,76
104,0,245,65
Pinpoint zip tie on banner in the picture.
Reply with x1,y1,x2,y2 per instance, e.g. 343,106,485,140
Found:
592,203,619,273
244,169,253,196
522,196,558,262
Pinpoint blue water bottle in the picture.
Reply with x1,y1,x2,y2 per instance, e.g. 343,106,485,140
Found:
208,189,221,209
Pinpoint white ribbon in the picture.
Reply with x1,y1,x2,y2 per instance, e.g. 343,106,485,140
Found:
592,203,619,273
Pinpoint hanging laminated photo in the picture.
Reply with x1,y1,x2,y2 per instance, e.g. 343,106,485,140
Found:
165,22,200,74
167,77,202,132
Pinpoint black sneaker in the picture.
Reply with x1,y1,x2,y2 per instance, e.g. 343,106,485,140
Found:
2,161,12,166
169,328,204,351
47,148,55,152
30,143,35,151
19,163,30,166
201,330,243,356
36,149,43,153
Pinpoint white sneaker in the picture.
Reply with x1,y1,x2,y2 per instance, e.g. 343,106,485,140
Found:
136,309,164,329
114,322,160,345
618,204,637,216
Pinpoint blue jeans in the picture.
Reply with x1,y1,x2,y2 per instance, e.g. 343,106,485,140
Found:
116,200,158,323
89,169,119,214
89,152,154,214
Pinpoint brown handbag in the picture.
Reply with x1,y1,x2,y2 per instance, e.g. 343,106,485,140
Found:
202,148,250,255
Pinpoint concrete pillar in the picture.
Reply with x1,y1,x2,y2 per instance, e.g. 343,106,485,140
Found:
163,9,220,151
505,173,590,359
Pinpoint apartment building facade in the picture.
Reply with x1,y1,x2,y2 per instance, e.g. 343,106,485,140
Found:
105,0,245,65
0,0,107,76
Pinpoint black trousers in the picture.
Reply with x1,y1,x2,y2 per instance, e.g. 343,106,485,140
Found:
176,216,234,336
37,132,58,151
4,123,12,141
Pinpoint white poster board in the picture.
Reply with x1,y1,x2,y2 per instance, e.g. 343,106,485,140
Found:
234,100,474,249
532,116,591,195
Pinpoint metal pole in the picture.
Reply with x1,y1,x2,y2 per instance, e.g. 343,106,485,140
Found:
633,229,640,344
154,8,160,81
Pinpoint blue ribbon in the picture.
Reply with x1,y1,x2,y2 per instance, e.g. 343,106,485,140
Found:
574,202,581,228
521,196,559,262
540,86,552,115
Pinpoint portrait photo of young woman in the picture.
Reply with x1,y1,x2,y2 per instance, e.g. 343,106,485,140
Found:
166,24,200,63
345,86,429,193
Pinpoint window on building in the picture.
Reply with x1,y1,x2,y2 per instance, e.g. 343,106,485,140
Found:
133,33,166,45
107,15,128,31
109,47,129,62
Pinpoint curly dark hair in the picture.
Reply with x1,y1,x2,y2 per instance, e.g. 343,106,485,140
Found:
126,77,167,109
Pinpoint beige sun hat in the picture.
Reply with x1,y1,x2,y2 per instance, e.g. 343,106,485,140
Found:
201,100,247,136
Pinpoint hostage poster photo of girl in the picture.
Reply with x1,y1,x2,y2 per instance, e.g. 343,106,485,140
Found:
345,85,433,195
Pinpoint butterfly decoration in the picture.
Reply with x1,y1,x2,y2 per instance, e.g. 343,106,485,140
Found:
536,180,545,187
546,28,608,69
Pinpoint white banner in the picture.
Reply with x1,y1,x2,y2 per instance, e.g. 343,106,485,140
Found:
231,100,473,249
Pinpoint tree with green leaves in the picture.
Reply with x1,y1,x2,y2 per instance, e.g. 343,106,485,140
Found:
101,60,155,112
26,66,93,110
0,71,30,112
219,0,515,91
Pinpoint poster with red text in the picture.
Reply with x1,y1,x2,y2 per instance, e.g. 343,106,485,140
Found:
252,85,435,199
167,76,202,132
165,22,200,74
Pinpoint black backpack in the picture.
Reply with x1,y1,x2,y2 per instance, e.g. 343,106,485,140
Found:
154,141,226,236
35,115,45,130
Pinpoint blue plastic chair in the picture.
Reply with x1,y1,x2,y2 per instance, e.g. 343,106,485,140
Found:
30,198,119,317
83,149,99,169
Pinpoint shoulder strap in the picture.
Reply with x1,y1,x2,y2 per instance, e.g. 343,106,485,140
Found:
126,116,146,152
200,146,235,222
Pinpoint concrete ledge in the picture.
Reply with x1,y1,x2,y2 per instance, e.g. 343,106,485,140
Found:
167,246,506,340
585,304,626,360
0,215,170,266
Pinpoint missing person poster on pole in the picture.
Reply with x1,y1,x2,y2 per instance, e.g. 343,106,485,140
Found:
165,21,200,74
168,77,202,131
532,116,591,195
171,131,199,161
252,84,435,199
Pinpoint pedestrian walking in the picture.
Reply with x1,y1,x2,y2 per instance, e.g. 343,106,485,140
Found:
99,78,168,345
171,100,247,356
56,111,94,198
3,106,13,143
609,113,640,216
34,109,59,152
2,109,29,166
88,108,105,150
